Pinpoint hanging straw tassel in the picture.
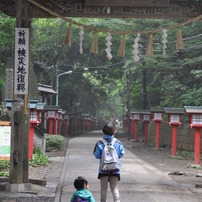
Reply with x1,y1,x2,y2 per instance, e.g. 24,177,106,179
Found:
146,33,153,56
117,34,126,58
64,23,72,46
90,32,99,54
176,27,184,52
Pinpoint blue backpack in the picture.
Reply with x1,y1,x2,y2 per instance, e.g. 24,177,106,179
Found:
73,195,88,202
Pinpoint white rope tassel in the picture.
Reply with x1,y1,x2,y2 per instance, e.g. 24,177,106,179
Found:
79,26,84,54
133,33,141,62
162,29,168,56
105,32,113,60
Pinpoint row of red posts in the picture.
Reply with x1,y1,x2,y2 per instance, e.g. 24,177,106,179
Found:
5,99,97,160
123,106,202,165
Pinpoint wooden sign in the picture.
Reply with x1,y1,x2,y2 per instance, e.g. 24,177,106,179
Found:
85,0,170,7
14,28,29,95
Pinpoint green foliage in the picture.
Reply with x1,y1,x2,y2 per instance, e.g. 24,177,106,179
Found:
170,151,195,160
2,16,199,120
45,134,65,151
29,147,49,167
0,160,9,169
0,160,9,177
0,102,11,121
169,155,184,160
0,171,9,177
178,151,195,159
0,13,15,51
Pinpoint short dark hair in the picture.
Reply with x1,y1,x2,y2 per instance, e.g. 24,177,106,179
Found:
102,124,115,136
74,176,88,189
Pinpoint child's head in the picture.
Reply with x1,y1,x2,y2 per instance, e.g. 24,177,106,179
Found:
102,124,115,136
74,176,88,189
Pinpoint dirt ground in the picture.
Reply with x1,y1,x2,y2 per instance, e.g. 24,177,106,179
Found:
28,137,69,185
28,133,202,191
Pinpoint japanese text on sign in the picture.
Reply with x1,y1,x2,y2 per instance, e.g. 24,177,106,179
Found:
14,28,29,95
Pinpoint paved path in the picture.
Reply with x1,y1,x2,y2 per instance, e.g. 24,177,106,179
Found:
56,131,202,202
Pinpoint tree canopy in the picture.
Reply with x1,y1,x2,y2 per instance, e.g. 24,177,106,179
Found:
0,14,201,121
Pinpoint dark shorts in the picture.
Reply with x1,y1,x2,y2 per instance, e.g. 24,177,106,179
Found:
98,173,120,181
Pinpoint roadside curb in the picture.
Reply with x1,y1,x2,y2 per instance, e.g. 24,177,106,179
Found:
54,137,70,202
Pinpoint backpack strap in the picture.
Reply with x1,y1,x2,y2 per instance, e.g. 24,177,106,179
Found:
111,138,117,146
100,138,117,146
100,138,107,146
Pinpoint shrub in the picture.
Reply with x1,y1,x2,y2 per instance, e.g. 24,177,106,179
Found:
0,160,9,169
45,134,65,151
0,160,10,177
0,171,9,177
29,147,49,167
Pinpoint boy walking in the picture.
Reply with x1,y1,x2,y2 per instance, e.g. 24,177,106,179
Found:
93,124,125,202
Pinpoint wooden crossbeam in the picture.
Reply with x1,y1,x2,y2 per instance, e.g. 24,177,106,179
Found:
0,0,201,19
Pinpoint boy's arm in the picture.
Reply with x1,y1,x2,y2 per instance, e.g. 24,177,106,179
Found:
90,193,96,202
93,142,102,159
70,195,74,202
118,144,125,159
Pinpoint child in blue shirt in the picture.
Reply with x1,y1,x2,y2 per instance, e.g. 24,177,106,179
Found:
93,124,125,202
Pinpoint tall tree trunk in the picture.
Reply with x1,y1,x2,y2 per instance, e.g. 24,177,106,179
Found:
126,69,131,140
142,67,147,109
142,65,147,141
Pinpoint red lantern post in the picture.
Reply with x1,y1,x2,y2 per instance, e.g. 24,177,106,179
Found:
45,105,59,135
54,110,58,134
130,115,134,139
29,100,40,160
131,111,140,141
185,106,202,165
76,113,82,133
164,108,185,156
82,114,89,133
123,117,126,130
88,117,91,131
140,111,151,144
150,108,164,149
57,109,64,135
64,113,69,136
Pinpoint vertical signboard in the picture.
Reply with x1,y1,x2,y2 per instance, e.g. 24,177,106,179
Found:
14,28,29,95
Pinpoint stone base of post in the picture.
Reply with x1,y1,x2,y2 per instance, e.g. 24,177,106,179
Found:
5,183,31,192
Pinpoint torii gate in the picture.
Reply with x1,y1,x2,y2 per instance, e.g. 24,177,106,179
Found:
0,0,201,192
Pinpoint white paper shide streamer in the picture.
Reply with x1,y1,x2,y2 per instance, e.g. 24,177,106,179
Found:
133,33,140,62
162,29,167,56
105,32,112,60
79,26,84,54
